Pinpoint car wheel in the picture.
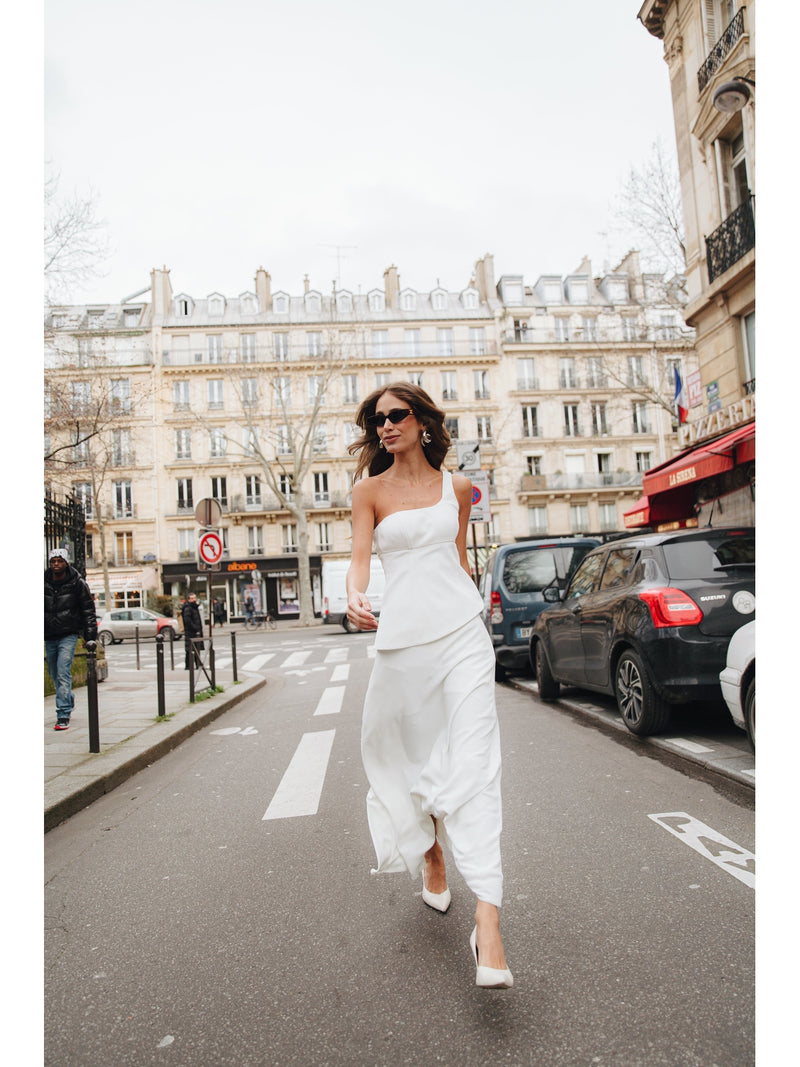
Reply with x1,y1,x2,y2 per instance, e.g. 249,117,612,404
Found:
98,630,113,647
534,640,560,701
341,616,358,634
615,649,671,736
744,677,755,751
164,628,175,642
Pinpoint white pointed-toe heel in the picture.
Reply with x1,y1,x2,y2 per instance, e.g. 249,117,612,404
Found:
421,870,451,913
470,926,513,989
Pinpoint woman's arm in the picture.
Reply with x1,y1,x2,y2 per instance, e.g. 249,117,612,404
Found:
346,478,379,630
452,473,475,578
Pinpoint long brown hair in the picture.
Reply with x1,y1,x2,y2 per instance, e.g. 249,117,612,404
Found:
348,381,451,480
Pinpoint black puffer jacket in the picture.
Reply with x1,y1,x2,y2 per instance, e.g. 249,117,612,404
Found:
44,566,98,641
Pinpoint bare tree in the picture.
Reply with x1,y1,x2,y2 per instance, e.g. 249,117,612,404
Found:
612,139,687,280
44,166,112,304
190,329,359,626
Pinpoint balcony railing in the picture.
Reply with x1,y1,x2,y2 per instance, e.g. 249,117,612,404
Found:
520,472,641,492
698,7,746,93
706,196,755,283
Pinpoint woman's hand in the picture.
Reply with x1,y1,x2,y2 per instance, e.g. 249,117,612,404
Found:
347,590,378,631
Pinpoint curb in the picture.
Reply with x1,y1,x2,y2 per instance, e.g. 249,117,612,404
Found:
44,675,267,832
506,676,755,793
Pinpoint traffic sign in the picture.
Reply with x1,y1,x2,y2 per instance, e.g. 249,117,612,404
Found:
198,530,223,565
468,470,491,523
456,440,481,471
195,497,222,528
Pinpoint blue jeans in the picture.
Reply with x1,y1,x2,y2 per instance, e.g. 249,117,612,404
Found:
45,633,80,721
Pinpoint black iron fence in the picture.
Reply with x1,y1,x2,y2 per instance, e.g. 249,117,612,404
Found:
45,491,86,575
697,7,746,93
706,196,755,284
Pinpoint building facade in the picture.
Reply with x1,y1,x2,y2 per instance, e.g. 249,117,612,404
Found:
44,253,695,619
633,0,755,529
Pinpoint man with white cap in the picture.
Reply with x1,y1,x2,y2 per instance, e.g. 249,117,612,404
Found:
44,549,98,730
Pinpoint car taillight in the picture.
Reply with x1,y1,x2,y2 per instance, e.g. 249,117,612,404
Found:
490,591,503,624
638,587,704,628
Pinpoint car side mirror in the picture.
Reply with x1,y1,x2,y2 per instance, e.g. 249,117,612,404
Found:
543,586,562,603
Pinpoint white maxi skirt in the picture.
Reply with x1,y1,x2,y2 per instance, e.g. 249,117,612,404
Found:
361,615,503,907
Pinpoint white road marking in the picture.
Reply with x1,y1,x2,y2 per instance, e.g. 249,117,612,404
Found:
210,726,258,736
314,686,346,716
668,738,714,754
241,653,275,670
324,647,348,663
262,730,336,820
282,650,312,667
367,645,377,659
648,812,755,889
331,664,350,683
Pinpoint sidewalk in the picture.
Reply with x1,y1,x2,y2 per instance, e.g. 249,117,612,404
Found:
44,654,266,832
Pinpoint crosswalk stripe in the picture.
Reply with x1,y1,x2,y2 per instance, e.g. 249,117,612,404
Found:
330,664,350,683
283,650,312,667
262,730,336,820
324,647,348,663
242,653,275,671
314,686,346,716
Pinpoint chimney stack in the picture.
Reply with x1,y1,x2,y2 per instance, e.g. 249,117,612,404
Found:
255,267,272,310
384,265,400,309
150,266,173,316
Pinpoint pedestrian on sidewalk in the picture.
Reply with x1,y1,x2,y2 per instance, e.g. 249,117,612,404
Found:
181,593,204,670
44,548,97,731
346,381,513,990
213,598,225,628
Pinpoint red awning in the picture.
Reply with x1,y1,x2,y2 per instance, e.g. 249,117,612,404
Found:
643,423,754,497
623,496,651,529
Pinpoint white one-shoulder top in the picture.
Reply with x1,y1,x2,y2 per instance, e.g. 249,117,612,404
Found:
371,469,483,650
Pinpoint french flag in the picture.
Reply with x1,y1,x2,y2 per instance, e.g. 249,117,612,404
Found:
673,366,688,425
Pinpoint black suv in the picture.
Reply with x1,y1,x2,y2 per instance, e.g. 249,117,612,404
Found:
529,527,755,736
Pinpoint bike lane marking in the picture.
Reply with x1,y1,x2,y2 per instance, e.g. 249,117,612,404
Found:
314,686,346,716
262,730,336,820
648,812,755,888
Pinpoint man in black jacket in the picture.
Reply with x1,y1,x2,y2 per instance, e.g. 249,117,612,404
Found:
44,548,98,730
181,593,204,670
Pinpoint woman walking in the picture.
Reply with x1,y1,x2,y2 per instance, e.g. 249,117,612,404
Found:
346,382,513,989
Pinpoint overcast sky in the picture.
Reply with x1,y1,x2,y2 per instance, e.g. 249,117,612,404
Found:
44,0,678,305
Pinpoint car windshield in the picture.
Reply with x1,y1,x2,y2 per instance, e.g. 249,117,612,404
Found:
502,545,590,594
663,532,755,580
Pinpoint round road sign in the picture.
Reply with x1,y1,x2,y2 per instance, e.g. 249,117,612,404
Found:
198,530,223,565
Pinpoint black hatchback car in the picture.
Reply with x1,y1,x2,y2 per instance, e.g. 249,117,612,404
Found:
529,527,755,736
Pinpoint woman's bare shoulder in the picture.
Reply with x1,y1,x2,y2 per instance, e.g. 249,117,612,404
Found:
451,471,473,502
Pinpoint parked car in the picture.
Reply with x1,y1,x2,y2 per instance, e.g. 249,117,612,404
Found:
719,620,755,750
530,527,755,736
97,608,179,646
479,538,599,679
321,556,384,632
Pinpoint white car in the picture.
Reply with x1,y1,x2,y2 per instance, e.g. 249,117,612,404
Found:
97,608,179,646
719,620,755,750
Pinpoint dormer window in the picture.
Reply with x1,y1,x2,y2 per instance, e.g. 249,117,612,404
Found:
337,291,353,313
208,293,226,316
175,295,194,317
431,289,447,311
123,308,141,326
305,292,322,314
274,293,289,314
461,288,479,309
240,292,258,315
368,290,385,312
400,289,417,311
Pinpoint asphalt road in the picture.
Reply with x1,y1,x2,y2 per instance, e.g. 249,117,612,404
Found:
44,626,755,1066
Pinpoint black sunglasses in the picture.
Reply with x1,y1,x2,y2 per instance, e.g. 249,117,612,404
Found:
367,408,413,428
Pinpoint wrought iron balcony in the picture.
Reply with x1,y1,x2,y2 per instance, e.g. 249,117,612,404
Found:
706,196,755,283
698,7,746,93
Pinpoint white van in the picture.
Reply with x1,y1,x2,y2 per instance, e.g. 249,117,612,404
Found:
322,557,385,632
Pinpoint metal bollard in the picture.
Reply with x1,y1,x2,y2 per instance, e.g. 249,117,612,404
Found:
86,640,100,753
169,631,175,670
210,642,216,689
156,633,166,717
188,640,195,703
135,626,141,670
231,631,238,683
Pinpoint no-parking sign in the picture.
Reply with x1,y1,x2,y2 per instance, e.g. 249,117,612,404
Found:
468,470,491,523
